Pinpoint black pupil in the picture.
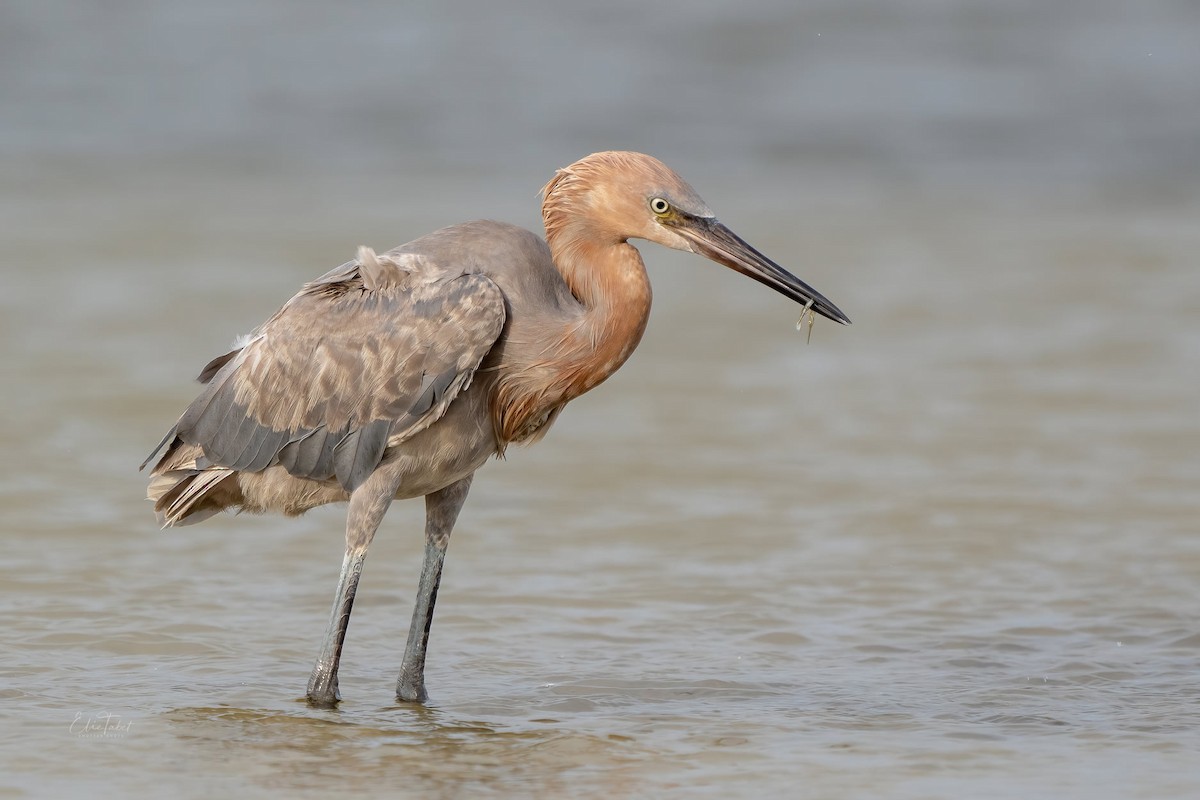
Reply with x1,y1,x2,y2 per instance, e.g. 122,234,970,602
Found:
654,200,667,212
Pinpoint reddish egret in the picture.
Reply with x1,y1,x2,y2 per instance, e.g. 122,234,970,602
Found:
143,151,850,706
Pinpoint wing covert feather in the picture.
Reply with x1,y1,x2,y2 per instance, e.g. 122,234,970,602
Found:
167,255,506,493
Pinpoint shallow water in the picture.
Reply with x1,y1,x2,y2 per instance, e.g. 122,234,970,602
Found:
3,2,1199,798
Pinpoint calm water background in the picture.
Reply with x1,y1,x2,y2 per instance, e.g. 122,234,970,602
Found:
2,2,1198,797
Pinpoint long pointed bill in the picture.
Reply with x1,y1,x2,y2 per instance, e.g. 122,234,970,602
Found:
677,218,851,325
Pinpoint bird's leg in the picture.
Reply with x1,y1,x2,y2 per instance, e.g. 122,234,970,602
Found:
306,475,397,707
396,473,473,704
306,548,364,706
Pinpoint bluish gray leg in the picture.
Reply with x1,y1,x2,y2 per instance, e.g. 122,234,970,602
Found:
397,474,473,704
307,475,397,706
306,548,365,706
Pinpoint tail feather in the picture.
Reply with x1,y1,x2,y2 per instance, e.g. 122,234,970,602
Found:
146,440,240,527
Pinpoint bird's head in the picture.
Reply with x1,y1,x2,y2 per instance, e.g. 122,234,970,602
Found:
542,151,850,325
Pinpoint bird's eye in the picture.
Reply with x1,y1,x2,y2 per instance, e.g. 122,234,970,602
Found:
649,197,671,215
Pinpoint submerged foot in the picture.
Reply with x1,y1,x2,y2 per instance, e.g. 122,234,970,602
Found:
396,673,429,704
306,690,340,709
306,670,341,708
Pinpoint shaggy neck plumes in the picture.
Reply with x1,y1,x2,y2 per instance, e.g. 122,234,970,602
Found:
542,170,653,400
551,235,652,394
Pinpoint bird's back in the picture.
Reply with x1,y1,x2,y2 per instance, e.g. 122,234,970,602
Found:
391,220,579,312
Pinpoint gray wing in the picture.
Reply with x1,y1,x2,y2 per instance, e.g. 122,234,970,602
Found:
145,249,506,493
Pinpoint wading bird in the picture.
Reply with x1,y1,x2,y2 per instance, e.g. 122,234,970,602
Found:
143,151,850,706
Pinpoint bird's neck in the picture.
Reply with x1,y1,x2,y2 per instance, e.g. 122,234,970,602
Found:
489,230,653,448
553,235,653,399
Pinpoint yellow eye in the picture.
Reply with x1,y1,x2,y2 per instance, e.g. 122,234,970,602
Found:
649,197,670,215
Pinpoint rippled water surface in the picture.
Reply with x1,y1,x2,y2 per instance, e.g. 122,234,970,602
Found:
2,2,1199,798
